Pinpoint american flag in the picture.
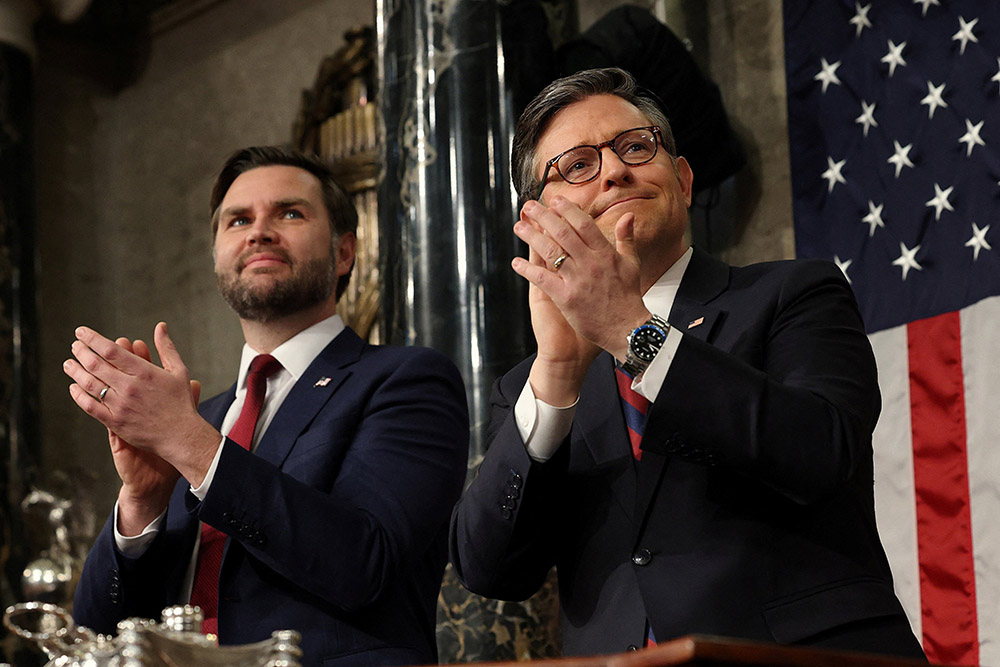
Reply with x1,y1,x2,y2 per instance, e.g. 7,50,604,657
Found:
783,1,1000,665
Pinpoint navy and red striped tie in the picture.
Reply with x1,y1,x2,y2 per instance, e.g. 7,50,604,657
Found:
615,366,658,647
190,353,282,636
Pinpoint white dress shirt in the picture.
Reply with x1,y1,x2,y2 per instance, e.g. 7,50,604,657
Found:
114,314,345,558
515,247,693,461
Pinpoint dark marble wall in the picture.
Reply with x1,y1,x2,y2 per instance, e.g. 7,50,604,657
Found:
0,39,42,666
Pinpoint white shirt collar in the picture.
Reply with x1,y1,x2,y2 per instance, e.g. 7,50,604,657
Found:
642,246,694,315
235,314,345,391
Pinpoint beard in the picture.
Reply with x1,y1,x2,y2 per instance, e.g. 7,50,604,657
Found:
216,250,337,323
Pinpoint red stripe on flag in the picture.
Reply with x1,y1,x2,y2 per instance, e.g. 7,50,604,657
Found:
907,311,978,666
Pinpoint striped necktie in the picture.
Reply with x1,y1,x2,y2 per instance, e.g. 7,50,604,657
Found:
190,353,282,636
614,366,658,647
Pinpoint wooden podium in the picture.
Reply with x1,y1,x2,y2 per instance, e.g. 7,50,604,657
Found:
462,635,935,667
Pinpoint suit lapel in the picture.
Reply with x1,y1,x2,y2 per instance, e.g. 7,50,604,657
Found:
576,354,636,517
253,329,365,469
666,246,730,344
632,248,731,541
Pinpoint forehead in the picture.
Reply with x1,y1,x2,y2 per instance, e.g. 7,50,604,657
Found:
536,94,652,165
221,165,322,209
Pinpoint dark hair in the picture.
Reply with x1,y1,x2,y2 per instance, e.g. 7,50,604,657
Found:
510,67,676,202
210,145,358,299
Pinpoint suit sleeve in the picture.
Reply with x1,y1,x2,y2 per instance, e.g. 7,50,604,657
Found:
646,260,880,505
73,484,194,634
449,360,568,601
190,347,469,613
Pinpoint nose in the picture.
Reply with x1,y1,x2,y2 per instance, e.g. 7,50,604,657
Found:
599,146,633,189
246,218,277,245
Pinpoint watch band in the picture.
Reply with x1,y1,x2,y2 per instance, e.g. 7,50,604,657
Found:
622,314,670,376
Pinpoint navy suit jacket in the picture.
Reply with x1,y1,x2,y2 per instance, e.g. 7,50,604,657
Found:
75,328,470,666
451,248,922,658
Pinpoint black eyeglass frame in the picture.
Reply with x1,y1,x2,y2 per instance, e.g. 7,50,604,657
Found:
535,126,665,200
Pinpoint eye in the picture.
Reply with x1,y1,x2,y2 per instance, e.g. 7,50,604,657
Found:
281,209,304,219
228,216,250,227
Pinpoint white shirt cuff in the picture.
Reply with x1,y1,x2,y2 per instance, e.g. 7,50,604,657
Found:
514,380,577,462
190,436,226,501
113,501,166,558
632,325,683,403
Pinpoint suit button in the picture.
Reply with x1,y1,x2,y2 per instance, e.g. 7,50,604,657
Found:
500,508,512,520
627,645,638,652
632,548,652,566
253,531,267,547
506,486,520,499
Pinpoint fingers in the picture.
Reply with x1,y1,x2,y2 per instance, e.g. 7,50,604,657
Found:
515,215,568,270
614,213,638,261
132,339,152,363
153,322,187,376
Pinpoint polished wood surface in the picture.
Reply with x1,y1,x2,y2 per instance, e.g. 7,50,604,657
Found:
456,635,938,667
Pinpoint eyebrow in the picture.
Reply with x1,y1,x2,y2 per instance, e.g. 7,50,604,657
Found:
219,197,314,219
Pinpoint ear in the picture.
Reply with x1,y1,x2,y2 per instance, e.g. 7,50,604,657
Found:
674,156,695,207
335,231,357,278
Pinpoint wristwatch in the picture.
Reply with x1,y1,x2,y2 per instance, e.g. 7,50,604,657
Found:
622,314,670,376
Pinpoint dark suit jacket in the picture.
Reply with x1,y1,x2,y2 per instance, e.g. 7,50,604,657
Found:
75,328,470,666
450,248,922,658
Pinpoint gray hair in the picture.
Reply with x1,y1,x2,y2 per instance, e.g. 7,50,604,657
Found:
511,67,676,202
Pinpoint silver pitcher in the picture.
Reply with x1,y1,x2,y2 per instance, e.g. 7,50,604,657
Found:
2,601,302,667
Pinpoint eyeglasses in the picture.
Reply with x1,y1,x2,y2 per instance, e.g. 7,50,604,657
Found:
535,126,664,200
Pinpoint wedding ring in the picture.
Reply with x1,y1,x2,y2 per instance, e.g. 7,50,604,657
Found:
553,253,568,271
98,385,110,402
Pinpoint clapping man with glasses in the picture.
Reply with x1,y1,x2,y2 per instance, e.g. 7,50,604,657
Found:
450,68,924,660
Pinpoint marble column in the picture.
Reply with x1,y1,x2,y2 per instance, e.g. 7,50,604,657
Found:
376,0,561,660
0,3,41,658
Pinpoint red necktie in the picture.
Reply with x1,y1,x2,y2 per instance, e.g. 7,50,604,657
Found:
615,367,650,461
615,366,657,647
190,353,282,636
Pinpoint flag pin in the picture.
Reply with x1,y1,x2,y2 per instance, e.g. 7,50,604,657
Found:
688,317,705,329
314,377,332,387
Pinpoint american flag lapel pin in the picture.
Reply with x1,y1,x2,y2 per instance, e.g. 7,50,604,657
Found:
313,377,332,387
688,317,705,329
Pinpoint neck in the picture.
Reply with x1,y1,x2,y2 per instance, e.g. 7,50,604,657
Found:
239,300,338,353
639,242,689,294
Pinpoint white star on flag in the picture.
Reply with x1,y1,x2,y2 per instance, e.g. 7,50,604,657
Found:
965,223,992,261
862,201,885,237
821,156,847,193
992,58,1000,93
814,58,842,94
856,101,878,137
881,40,907,77
850,3,873,38
920,81,948,118
887,141,914,178
913,0,940,17
952,16,979,55
834,255,853,283
958,119,985,156
925,183,955,221
892,242,922,280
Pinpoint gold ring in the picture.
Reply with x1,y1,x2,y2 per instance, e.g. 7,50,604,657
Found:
98,386,110,402
553,254,568,271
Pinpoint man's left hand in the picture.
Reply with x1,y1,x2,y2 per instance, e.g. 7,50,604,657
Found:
63,321,221,487
513,196,651,361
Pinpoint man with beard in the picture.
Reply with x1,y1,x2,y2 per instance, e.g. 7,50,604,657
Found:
65,146,470,666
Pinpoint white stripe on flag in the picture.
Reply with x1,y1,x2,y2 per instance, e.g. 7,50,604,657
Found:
870,324,921,642
962,295,1000,667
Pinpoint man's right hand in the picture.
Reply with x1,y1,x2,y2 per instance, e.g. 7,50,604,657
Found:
111,337,200,537
514,211,601,407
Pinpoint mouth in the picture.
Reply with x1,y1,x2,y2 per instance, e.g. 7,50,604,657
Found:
595,195,652,217
240,252,289,272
